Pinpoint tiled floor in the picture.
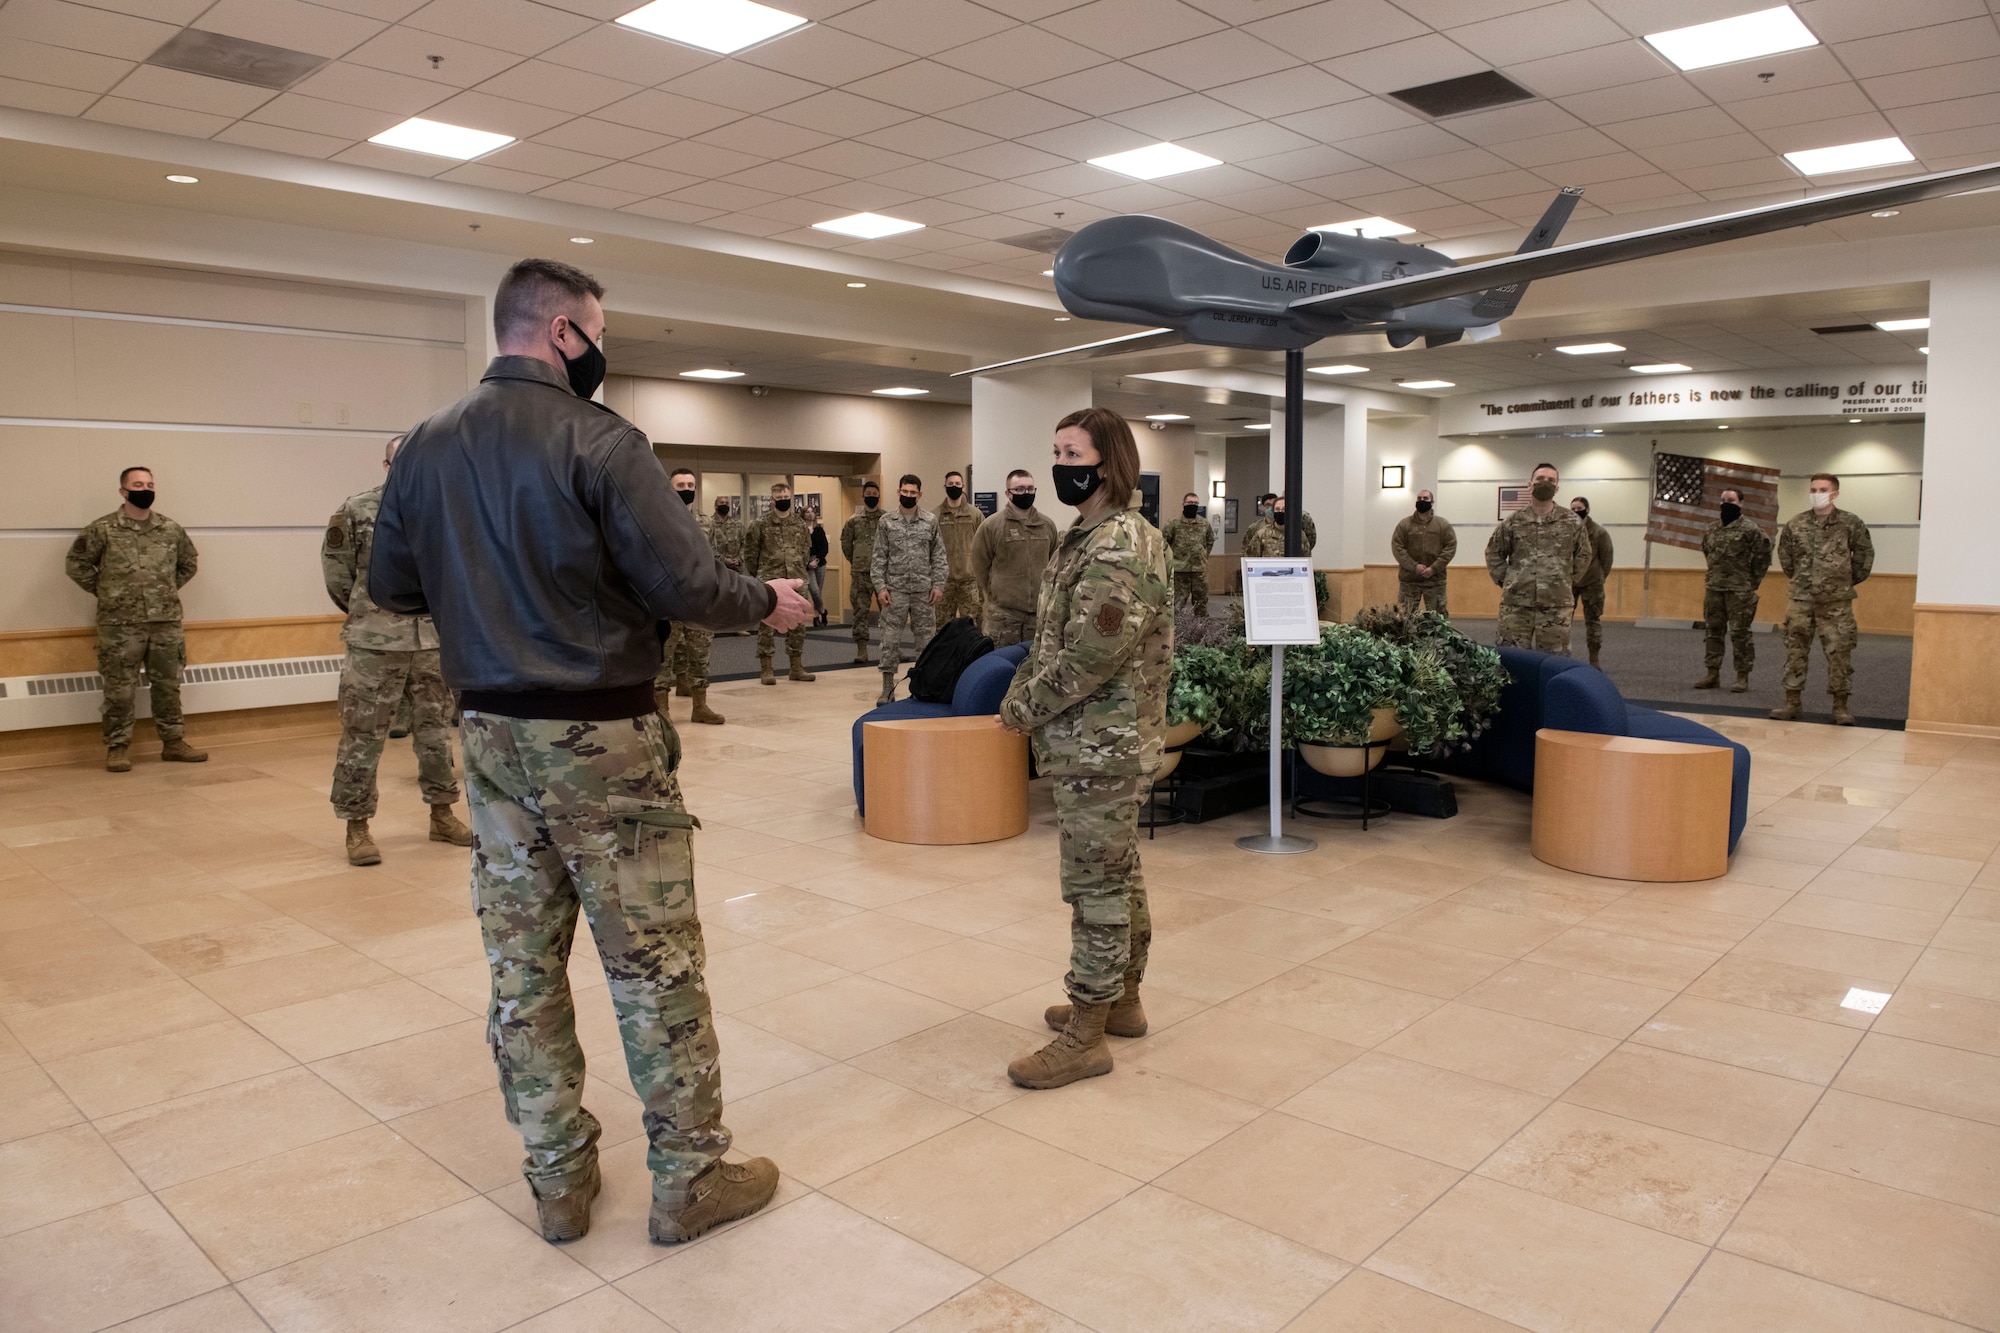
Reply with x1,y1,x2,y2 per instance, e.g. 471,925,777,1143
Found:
4,681,1999,1332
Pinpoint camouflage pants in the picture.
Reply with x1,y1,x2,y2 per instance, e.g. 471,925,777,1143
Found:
1782,598,1857,695
331,647,459,820
658,622,714,691
1496,601,1573,655
462,711,727,1205
1572,584,1606,656
1173,568,1209,617
1053,774,1152,1007
755,622,807,663
96,622,185,746
983,605,1036,649
878,589,936,676
1397,582,1448,618
1704,589,1759,674
940,576,983,624
848,573,876,652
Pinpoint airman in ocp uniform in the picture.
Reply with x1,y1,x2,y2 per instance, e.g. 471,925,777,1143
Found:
935,469,984,623
745,483,815,686
1162,491,1216,616
871,474,948,704
1240,495,1317,557
1485,462,1592,655
1771,472,1873,725
840,481,884,663
1568,496,1614,668
1391,489,1455,618
969,469,1057,647
1696,487,1773,693
655,469,726,725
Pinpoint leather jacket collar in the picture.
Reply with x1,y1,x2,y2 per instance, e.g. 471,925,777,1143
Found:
481,355,575,394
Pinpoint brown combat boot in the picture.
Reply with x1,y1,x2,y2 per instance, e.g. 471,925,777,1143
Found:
160,736,208,763
105,745,131,773
531,1162,600,1243
1008,1000,1114,1089
1045,981,1147,1038
759,658,776,686
1588,647,1601,669
690,688,725,725
429,804,473,846
1731,672,1750,693
1831,693,1856,726
346,819,381,866
788,653,816,683
876,671,895,705
853,638,869,664
650,1158,780,1245
1769,690,1803,721
1694,669,1721,689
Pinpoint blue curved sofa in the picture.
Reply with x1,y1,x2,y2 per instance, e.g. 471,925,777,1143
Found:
851,643,1030,816
1436,646,1750,854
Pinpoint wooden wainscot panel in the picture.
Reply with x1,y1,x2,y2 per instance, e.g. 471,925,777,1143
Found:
0,616,346,677
1908,604,2000,737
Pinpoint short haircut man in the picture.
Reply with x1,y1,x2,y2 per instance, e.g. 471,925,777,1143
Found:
1719,487,1741,504
944,470,964,485
899,474,922,490
493,258,604,344
1010,470,1035,488
120,466,152,487
670,467,696,481
1811,472,1840,489
1533,462,1559,478
1183,491,1199,504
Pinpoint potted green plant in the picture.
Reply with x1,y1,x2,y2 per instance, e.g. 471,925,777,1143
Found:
1281,622,1408,777
1350,605,1509,757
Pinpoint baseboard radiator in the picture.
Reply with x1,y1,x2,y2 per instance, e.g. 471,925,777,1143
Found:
0,655,343,731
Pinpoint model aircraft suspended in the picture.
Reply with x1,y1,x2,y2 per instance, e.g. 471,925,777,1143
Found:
957,158,2000,376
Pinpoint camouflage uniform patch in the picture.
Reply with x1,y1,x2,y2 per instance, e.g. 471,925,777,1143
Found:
1569,515,1614,657
936,498,984,624
871,507,949,676
1241,511,1317,559
841,507,885,653
1485,506,1592,656
1777,506,1873,696
747,509,812,662
67,510,199,746
94,623,188,746
331,647,460,819
1391,511,1455,621
1701,516,1773,674
1163,515,1215,617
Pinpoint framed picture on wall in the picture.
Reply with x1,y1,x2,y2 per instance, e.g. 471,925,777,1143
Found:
1224,498,1239,533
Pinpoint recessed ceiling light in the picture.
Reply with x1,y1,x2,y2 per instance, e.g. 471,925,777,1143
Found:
846,281,866,288
368,116,513,160
1644,5,1817,72
681,368,745,380
1871,210,1900,218
1874,316,1928,331
1308,364,1370,375
1784,136,1914,176
1314,217,1414,239
1087,142,1222,180
615,0,806,55
873,387,928,396
1557,342,1625,355
164,173,198,184
1631,363,1692,374
1245,423,1271,431
1146,413,1190,421
1401,379,1455,390
569,236,594,244
813,212,923,239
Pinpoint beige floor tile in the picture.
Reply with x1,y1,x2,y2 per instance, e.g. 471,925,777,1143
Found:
1562,1044,1823,1155
1657,1251,1970,1333
865,937,1063,1011
986,1066,1263,1180
1173,904,1367,962
506,1285,672,1332
104,1286,272,1332
1522,926,1723,990
707,880,862,941
411,958,492,1013
244,976,470,1062
1308,933,1511,999
1278,1052,1547,1170
0,943,180,1012
1449,873,1623,924
775,911,960,970
1633,994,1863,1084
1459,960,1676,1038
1289,1268,1533,1332
100,891,283,946
144,917,340,977
1627,878,1799,919
1733,920,1925,981
1140,935,1296,1004
1785,1089,2000,1214
882,881,1050,936
1222,965,1442,1047
6,976,230,1062
1905,946,2000,1001
0,1196,225,1333
160,1122,474,1279
308,1017,492,1118
619,1191,978,1333
1834,1031,2000,1127
825,1118,1137,1272
1804,867,1969,914
896,1279,1092,1332
997,1186,1347,1333
1127,1008,1364,1107
698,941,848,1014
389,1089,531,1194
1870,984,2000,1057
1367,1175,1706,1333
1380,899,1572,958
1264,880,1435,929
0,1062,83,1145
723,1062,967,1187
1772,892,1949,946
704,1013,831,1100
1933,915,2000,959
46,1018,295,1118
1720,1161,2000,1329
1377,1002,1617,1097
351,918,487,975
238,1196,596,1332
847,1013,1036,1113
1831,843,1983,886
100,1066,374,1190
1583,898,1762,951
736,974,960,1060
795,860,968,909
1683,952,1896,1029
188,944,398,1014
1158,1112,1459,1263
0,1122,146,1236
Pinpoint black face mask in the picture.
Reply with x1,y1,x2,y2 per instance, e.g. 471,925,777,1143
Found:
773,498,790,513
945,485,964,501
124,489,156,510
675,488,696,505
1012,492,1036,510
1182,504,1199,518
899,493,917,509
1415,499,1432,514
864,494,879,509
1272,511,1286,525
1720,502,1742,525
1572,507,1588,520
557,323,606,400
1051,464,1100,506
715,502,730,516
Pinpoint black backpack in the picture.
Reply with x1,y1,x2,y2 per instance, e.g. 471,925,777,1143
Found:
908,618,993,703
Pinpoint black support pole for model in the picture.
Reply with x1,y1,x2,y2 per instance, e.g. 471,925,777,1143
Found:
1283,347,1304,559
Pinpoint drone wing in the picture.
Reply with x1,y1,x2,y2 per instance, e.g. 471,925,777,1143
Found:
954,327,1183,377
1290,158,2000,318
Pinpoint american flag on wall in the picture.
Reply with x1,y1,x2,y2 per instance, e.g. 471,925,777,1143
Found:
1646,452,1779,551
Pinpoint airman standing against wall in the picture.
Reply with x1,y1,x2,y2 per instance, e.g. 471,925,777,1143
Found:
1696,487,1772,694
1485,462,1592,655
841,480,884,664
746,483,815,686
871,474,947,704
1771,472,1873,725
1568,496,1614,668
655,469,726,725
970,469,1057,647
1391,489,1455,618
1162,491,1215,616
935,469,983,623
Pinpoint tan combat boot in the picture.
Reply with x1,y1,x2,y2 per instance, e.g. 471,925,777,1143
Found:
690,688,725,725
531,1162,600,1243
1694,669,1721,689
876,671,895,705
675,671,693,699
429,804,473,846
1831,693,1856,726
346,819,382,866
1731,672,1750,693
649,1158,780,1245
105,745,131,773
788,653,815,683
1769,691,1803,721
853,638,869,664
1588,647,1601,669
759,658,776,686
1008,1000,1114,1089
1045,980,1147,1038
160,736,208,763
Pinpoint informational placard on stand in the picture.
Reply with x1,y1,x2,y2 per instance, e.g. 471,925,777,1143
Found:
1240,558,1321,646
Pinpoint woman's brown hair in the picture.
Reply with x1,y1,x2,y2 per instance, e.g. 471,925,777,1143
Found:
1055,406,1140,507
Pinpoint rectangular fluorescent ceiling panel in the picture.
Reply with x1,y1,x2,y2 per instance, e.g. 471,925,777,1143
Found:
1315,217,1413,238
813,212,923,239
1401,380,1454,389
616,0,806,54
1087,143,1222,180
872,387,927,396
1785,137,1914,176
681,368,744,379
1874,317,1929,331
369,117,513,160
1631,363,1691,374
1146,413,1189,421
1308,364,1369,375
1557,342,1625,354
1644,6,1817,71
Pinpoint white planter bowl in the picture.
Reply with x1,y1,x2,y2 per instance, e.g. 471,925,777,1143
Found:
1298,707,1404,778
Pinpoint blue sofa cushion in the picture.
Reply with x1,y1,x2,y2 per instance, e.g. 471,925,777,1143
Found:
1544,666,1629,738
852,643,1029,816
1623,705,1751,854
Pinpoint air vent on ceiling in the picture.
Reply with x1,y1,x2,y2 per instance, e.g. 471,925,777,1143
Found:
998,227,1075,254
1390,70,1535,118
145,29,329,91
1810,323,1879,335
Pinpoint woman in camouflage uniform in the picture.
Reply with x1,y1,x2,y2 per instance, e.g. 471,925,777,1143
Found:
1000,407,1172,1090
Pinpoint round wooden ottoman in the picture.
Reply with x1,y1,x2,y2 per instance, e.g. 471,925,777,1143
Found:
1531,728,1732,881
863,715,1029,845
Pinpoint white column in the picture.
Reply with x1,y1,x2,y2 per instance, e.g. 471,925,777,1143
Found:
971,366,1092,522
1267,400,1363,566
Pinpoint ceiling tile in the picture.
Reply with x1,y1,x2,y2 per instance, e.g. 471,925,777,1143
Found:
1861,55,2000,108
619,197,725,224
1446,0,1629,65
249,90,402,139
194,0,386,57
636,140,763,176
1554,76,1706,125
800,178,924,210
789,139,919,177
1395,201,1507,233
1755,111,1897,154
313,0,433,17
1904,122,2000,161
742,195,852,226
857,116,994,157
764,89,912,137
869,160,992,194
843,60,1003,114
213,119,351,156
938,213,1048,240
105,64,277,117
75,0,210,21
1075,179,1195,211
291,60,454,115
1538,150,1657,184
1108,91,1257,140
1836,17,2000,78
1396,0,1548,25
1009,160,1126,195
536,179,646,208
1446,100,1585,147
874,196,984,225
1728,82,1877,130
670,179,785,210
1503,41,1673,97
1028,63,1185,115
1294,164,1414,197
576,160,699,195
532,117,674,158
1178,120,1316,161
933,25,1101,83
1491,125,1622,166
1601,105,1742,149
1015,118,1154,159
1239,143,1370,179
1886,90,2000,134
664,62,822,115
724,160,850,195
697,116,837,158
942,179,1057,211
333,140,456,175
1680,45,1850,103
825,0,1018,58
438,160,557,192
1670,156,1800,191
936,90,1088,137
1318,33,1487,95
343,28,523,87
484,139,612,177
1589,0,1759,39
1036,0,1227,59
0,37,133,93
1795,0,1988,43
1218,181,1331,213
423,87,572,137
1274,97,1423,141
1432,167,1553,200
536,26,714,86
939,140,1070,178
1584,173,1698,205
715,213,804,238
474,59,640,113
1245,0,1427,62
401,0,592,58
1345,182,1458,213
596,88,745,137
1393,145,1517,184
1343,123,1472,164
738,24,912,84
1639,132,1770,170
1205,65,1365,118
1128,29,1299,90
0,0,179,61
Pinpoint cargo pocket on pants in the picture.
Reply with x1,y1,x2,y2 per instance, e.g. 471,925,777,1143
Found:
607,796,701,934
